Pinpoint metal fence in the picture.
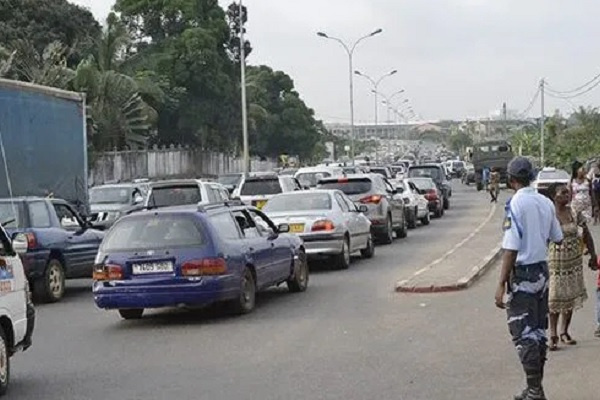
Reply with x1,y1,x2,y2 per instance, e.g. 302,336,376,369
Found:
89,146,277,186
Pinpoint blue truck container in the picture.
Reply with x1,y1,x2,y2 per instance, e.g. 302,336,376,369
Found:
0,78,88,212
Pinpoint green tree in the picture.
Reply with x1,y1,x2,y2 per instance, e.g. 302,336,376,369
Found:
448,131,473,153
0,0,100,66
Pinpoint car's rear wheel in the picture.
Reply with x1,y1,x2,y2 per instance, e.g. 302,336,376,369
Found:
287,250,309,293
118,309,144,320
378,216,394,245
444,198,450,210
360,235,375,259
0,328,9,396
421,212,431,226
230,267,256,314
336,237,351,270
407,208,418,229
395,215,408,239
33,258,66,303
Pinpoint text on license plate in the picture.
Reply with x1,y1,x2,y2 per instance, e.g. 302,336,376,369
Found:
132,262,174,275
289,224,305,233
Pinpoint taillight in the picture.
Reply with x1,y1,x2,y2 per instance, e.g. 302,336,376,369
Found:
182,258,227,276
360,195,382,204
312,220,335,232
16,232,37,250
93,264,123,281
425,189,438,201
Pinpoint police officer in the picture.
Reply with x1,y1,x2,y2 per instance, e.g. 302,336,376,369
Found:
495,157,563,400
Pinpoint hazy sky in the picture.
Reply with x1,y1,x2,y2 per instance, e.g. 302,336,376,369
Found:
73,0,600,123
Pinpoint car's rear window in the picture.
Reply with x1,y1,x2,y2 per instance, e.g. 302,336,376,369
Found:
264,193,332,212
539,170,570,181
453,162,464,168
296,172,331,188
408,167,442,181
148,185,201,207
0,202,25,228
102,215,204,252
241,179,282,196
370,168,388,177
409,178,436,190
318,179,372,195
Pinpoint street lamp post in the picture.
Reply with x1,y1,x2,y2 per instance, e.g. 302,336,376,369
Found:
317,29,383,163
239,0,250,174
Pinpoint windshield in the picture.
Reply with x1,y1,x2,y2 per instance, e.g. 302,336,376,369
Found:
264,193,332,212
217,175,242,187
318,179,372,195
148,185,202,207
90,187,132,204
240,179,282,196
102,215,205,252
0,202,25,228
408,167,442,181
409,178,436,190
539,170,570,181
296,172,331,188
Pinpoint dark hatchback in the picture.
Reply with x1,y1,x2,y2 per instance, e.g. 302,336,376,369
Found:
408,164,451,210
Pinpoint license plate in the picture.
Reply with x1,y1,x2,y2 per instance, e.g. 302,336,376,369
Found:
255,200,267,209
132,261,174,275
289,224,305,233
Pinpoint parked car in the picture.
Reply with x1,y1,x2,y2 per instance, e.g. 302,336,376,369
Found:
408,164,451,209
396,179,430,227
294,166,344,189
217,173,244,194
390,165,406,180
461,163,476,185
88,183,149,230
317,174,407,244
142,180,229,211
368,166,394,180
92,203,308,319
408,178,444,218
449,160,466,178
233,173,302,210
532,167,570,197
0,197,104,302
263,190,373,269
0,224,34,396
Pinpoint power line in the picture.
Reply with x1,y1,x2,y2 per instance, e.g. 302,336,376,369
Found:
516,86,541,118
546,72,600,95
546,78,600,99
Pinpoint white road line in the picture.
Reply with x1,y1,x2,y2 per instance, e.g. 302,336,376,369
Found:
403,202,498,281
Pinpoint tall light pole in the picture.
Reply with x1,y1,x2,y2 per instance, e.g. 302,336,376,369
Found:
378,92,406,122
239,0,250,174
540,78,545,167
317,29,383,163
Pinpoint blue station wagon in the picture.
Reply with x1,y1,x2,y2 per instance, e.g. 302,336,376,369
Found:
92,202,308,320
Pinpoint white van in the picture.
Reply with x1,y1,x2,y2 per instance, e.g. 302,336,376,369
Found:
0,226,34,396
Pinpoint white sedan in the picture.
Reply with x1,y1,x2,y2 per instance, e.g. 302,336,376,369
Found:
532,167,570,197
396,179,430,228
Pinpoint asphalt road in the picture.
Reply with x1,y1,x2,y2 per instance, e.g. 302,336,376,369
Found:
11,183,600,400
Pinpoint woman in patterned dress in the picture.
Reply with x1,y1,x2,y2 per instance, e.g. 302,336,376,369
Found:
547,183,597,351
570,161,593,224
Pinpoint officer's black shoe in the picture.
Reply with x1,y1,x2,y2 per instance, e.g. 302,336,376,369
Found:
514,387,547,400
514,387,528,400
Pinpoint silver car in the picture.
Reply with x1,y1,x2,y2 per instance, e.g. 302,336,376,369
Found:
263,190,373,270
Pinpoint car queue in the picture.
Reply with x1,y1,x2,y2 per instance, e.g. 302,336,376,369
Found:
0,160,455,395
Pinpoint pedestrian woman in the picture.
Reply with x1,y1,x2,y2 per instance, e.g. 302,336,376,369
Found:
546,182,597,351
489,167,500,202
570,161,593,224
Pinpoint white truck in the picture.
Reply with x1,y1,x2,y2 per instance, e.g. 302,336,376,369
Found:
0,225,35,395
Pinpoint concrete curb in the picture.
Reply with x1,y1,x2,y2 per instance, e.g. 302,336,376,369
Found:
395,245,503,294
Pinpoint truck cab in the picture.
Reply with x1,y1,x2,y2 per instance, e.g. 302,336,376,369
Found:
0,224,35,395
472,140,514,191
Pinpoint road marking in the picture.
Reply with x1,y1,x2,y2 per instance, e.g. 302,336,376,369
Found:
401,202,498,283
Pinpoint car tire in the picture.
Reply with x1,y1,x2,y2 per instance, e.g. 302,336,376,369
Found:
444,198,450,210
336,236,351,270
230,267,256,314
287,250,309,293
360,235,375,259
395,215,408,239
378,216,394,245
420,212,431,226
0,328,9,396
407,208,418,229
476,182,483,191
118,309,144,320
33,258,66,303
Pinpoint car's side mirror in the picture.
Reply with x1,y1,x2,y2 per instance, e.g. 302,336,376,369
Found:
277,223,290,233
12,233,28,255
357,205,368,213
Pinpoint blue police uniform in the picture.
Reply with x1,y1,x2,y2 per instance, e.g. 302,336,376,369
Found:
502,160,563,400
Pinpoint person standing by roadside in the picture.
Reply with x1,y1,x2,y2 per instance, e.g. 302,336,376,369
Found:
570,161,593,224
482,165,490,191
545,183,597,351
591,169,600,225
489,167,500,203
495,156,563,400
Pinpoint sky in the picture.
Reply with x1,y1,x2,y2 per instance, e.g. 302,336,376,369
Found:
72,0,600,124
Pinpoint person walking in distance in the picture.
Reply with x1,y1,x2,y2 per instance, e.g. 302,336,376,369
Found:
489,167,500,203
495,157,563,400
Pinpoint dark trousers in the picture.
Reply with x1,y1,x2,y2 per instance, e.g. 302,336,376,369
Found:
506,262,549,388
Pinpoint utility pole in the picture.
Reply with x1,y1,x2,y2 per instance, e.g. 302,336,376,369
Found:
540,79,545,167
502,102,508,138
239,0,250,174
